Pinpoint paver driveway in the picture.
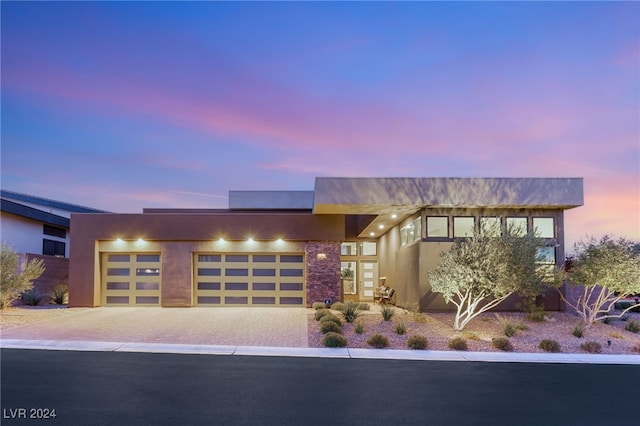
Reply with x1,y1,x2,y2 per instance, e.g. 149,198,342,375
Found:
0,307,309,347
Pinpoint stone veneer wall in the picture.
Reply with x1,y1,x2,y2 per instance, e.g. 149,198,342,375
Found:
305,241,341,307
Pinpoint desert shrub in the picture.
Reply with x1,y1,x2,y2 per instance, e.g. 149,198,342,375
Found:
495,314,529,337
462,331,480,341
394,322,407,335
381,305,395,321
354,321,364,334
320,321,342,334
357,303,370,311
539,339,561,353
631,342,640,353
366,334,389,349
572,323,585,338
580,341,602,353
1,244,45,309
319,314,342,326
625,319,640,333
323,332,347,347
448,337,468,351
312,302,327,310
603,317,612,324
315,309,331,321
609,331,624,339
21,289,44,306
330,301,345,311
341,301,361,323
492,337,513,352
50,283,68,305
519,297,547,322
407,335,428,350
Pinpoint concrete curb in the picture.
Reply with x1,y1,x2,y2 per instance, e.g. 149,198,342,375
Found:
2,339,639,364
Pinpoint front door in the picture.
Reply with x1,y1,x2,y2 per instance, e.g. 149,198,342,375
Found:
359,260,378,302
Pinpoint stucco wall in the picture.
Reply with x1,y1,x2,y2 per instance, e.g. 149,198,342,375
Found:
1,213,44,255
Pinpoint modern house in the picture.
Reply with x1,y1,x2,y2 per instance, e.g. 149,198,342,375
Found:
69,177,583,311
1,189,107,295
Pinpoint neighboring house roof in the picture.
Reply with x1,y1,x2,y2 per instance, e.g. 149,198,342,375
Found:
0,189,108,214
0,198,70,228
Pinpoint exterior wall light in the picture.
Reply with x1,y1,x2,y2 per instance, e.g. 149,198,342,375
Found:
217,238,226,243
115,238,124,244
247,238,255,243
317,253,327,260
136,238,146,244
275,238,284,244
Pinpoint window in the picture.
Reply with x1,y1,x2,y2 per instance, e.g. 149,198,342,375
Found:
480,217,501,236
533,218,555,238
43,225,66,239
401,217,422,245
506,217,528,236
341,262,356,295
453,217,475,238
43,239,65,257
341,242,357,256
536,246,556,281
361,241,377,256
426,217,448,238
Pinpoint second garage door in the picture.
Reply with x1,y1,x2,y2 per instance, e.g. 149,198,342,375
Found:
194,253,305,307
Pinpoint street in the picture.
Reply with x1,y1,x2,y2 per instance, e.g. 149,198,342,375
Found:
1,349,637,425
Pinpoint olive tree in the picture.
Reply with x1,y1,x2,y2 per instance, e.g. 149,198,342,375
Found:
0,244,45,309
560,235,640,326
429,223,553,331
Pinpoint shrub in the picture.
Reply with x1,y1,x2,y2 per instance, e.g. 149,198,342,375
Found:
495,314,529,337
312,302,327,310
50,284,68,305
603,317,612,324
357,303,370,311
366,334,389,349
319,314,342,326
320,321,342,334
354,321,364,334
580,341,602,354
519,297,547,322
407,335,428,350
624,319,640,333
448,337,468,351
572,323,585,338
21,289,44,306
330,301,345,311
539,339,561,353
462,331,480,341
341,301,361,323
394,322,407,335
381,305,395,321
315,309,331,321
1,244,45,309
492,337,513,352
631,342,640,353
323,332,347,347
609,331,624,339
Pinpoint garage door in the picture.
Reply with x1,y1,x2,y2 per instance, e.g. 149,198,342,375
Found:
102,253,161,306
194,253,305,306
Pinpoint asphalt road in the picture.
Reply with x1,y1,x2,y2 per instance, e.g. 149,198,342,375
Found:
1,349,637,426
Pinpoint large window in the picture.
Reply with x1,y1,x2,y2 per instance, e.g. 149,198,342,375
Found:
506,217,528,236
533,217,555,238
453,217,475,238
426,216,448,238
341,242,357,256
43,239,65,257
480,217,501,236
341,261,356,295
360,241,377,256
43,225,66,239
401,217,422,245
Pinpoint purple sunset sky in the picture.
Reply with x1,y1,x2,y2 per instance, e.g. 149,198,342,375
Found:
1,1,638,248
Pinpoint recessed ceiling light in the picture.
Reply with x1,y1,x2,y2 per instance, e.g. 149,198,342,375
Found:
391,214,397,219
378,224,384,229
369,232,375,236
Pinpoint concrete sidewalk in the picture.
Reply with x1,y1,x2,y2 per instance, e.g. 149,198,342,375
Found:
2,338,639,364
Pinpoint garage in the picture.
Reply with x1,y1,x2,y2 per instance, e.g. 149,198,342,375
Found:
102,253,161,306
194,253,305,306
